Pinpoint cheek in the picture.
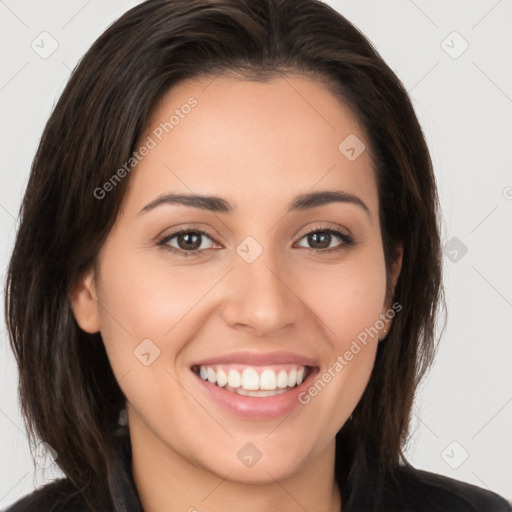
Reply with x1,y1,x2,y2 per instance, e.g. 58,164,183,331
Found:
294,244,386,412
94,245,233,397
93,251,191,373
97,248,211,336
93,257,211,426
293,253,386,434
304,249,388,346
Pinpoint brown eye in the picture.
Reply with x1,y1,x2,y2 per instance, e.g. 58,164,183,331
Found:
158,229,218,255
175,232,203,250
307,231,333,249
296,228,353,252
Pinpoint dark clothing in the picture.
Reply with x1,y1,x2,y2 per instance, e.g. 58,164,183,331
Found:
4,428,511,512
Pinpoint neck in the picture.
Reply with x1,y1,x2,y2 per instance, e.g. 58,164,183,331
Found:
129,418,342,512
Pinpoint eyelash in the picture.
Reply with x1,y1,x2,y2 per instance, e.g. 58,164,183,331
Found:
156,226,354,257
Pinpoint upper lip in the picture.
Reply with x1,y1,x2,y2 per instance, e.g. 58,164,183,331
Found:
190,350,319,368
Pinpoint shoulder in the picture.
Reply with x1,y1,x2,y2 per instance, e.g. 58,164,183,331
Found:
2,478,89,512
393,465,512,512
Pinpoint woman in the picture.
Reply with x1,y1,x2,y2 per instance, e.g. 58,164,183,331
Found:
4,0,510,511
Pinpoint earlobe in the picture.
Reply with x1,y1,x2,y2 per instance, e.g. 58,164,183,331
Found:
69,268,101,333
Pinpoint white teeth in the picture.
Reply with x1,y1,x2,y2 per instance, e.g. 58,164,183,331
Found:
276,370,288,389
259,369,277,390
216,368,228,387
207,367,217,384
195,364,310,394
241,368,259,390
227,369,241,388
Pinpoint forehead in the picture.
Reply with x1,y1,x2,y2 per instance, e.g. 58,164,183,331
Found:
123,73,377,216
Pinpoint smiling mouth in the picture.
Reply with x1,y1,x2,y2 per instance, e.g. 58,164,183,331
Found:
191,364,314,397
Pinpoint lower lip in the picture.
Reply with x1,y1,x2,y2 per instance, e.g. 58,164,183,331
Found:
191,368,318,420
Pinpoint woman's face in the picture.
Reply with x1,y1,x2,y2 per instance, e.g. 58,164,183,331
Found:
72,73,401,483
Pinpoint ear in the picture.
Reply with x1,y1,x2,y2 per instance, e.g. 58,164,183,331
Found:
69,267,101,333
379,245,403,340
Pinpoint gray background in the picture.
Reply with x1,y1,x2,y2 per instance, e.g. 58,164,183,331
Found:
1,0,511,507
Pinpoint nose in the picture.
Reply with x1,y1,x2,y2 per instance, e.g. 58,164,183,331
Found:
221,249,302,338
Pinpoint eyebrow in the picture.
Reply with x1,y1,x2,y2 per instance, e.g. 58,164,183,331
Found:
138,190,371,217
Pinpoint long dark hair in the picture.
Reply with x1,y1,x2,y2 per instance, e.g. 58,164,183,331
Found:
5,0,443,510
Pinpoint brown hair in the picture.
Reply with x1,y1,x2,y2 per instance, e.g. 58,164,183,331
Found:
5,0,443,509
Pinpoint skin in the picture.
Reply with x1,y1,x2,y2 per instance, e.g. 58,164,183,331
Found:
71,73,402,512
